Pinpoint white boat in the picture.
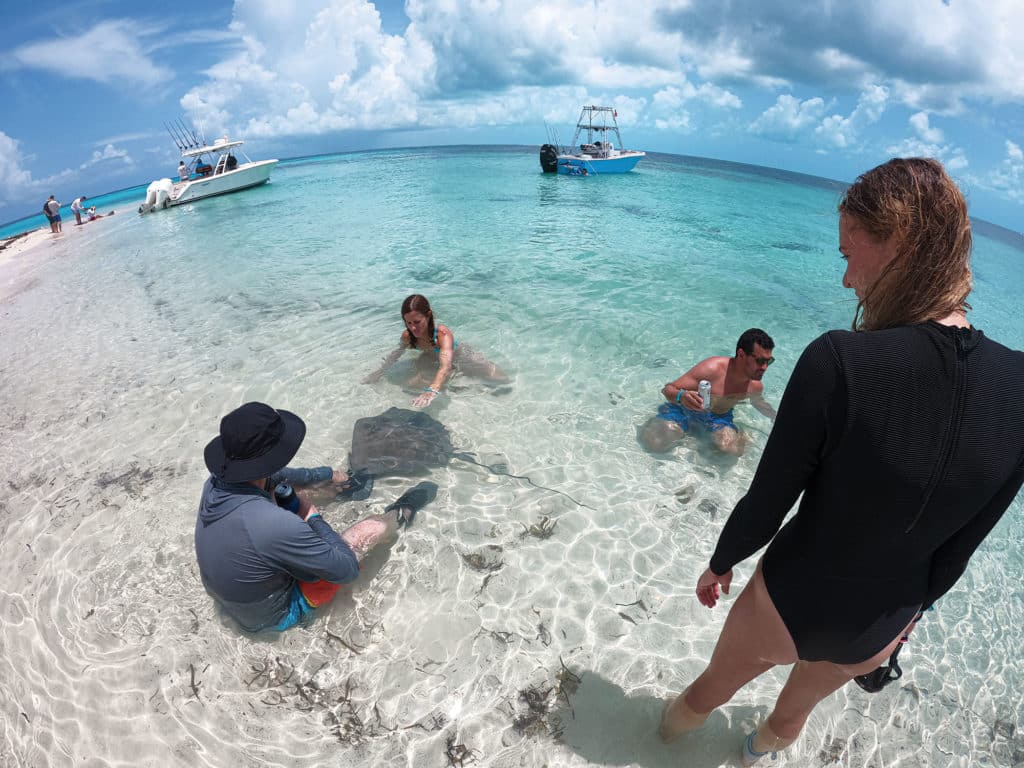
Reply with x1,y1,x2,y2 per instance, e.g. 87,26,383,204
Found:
139,125,277,213
540,105,645,175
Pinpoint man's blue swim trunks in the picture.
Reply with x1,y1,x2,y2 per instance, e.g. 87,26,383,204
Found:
274,584,317,631
657,403,736,432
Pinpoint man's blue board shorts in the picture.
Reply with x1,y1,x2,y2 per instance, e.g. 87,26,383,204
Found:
657,403,736,432
274,584,316,631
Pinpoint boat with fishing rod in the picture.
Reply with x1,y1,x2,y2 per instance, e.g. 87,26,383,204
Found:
138,119,278,214
539,105,645,175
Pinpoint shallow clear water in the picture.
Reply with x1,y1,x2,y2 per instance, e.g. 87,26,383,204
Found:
0,147,1021,767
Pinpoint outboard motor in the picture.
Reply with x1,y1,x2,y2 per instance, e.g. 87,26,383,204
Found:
138,178,174,214
539,144,559,173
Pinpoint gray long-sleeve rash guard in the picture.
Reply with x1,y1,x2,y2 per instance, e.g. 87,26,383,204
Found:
194,469,359,632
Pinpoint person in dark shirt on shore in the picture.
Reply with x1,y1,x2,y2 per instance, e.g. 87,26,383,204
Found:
195,402,432,632
657,158,1024,765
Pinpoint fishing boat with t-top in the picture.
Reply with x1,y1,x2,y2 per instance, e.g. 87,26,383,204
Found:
138,119,278,213
540,106,645,175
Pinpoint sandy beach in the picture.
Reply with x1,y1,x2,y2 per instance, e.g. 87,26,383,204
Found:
0,215,119,302
0,227,49,263
0,228,54,304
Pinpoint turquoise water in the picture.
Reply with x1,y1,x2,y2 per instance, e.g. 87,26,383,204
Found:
0,146,1021,767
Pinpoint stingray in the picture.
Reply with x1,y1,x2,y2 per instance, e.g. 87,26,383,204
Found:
348,407,457,477
346,407,592,509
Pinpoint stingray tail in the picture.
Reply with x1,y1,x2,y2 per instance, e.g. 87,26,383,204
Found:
451,453,593,511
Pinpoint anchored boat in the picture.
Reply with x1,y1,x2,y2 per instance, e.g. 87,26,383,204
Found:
540,106,645,175
139,120,278,213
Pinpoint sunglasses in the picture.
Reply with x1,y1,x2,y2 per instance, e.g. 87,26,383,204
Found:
754,356,775,366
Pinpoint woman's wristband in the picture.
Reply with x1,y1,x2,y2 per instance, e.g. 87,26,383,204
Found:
675,389,685,403
424,387,441,395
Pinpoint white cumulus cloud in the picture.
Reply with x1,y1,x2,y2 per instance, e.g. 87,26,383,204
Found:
884,137,968,172
0,131,75,210
909,112,944,143
815,85,888,148
749,95,826,141
885,111,967,172
985,140,1024,202
178,0,743,141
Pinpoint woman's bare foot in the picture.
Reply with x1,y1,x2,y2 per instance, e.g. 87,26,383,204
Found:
658,689,709,743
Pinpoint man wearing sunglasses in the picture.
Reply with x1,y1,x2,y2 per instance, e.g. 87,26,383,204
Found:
640,328,777,456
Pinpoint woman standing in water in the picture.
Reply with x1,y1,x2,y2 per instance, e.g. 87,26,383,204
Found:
659,158,1024,764
364,294,508,407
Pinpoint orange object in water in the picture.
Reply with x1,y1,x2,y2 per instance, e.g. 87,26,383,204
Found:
298,580,342,607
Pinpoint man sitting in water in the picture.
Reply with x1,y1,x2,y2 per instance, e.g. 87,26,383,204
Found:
195,402,431,632
639,328,777,456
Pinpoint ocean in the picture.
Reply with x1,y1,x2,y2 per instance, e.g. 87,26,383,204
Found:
0,146,1021,767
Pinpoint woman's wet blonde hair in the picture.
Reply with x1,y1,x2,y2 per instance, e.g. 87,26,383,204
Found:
838,157,972,331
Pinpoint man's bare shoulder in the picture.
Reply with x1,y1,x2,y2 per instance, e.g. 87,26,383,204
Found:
748,379,766,396
692,356,730,374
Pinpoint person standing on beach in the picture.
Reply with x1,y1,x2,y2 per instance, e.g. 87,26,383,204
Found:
70,195,87,225
195,402,431,632
638,328,777,456
43,195,61,233
657,158,1024,766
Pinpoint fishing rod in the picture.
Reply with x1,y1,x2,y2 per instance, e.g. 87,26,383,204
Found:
164,122,187,152
179,118,203,148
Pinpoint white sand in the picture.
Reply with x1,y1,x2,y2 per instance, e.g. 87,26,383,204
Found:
0,226,50,264
0,215,118,302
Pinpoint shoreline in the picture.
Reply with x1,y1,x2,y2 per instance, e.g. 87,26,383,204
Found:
0,226,50,262
0,228,51,304
0,211,120,301
0,227,52,280
0,226,65,302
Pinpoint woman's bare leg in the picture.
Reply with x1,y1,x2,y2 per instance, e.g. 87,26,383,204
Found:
661,563,797,742
764,625,909,742
454,345,509,384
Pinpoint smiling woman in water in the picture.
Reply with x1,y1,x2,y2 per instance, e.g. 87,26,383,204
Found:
363,293,510,407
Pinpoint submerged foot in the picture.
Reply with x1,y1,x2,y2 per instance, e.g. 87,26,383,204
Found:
741,724,793,766
658,691,709,743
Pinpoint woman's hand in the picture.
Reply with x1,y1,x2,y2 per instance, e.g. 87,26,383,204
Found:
696,567,732,608
412,388,438,408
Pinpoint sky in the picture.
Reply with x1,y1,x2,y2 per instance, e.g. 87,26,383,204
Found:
1,0,1022,230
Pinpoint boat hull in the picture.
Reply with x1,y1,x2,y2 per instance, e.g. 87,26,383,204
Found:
170,160,278,205
556,152,644,174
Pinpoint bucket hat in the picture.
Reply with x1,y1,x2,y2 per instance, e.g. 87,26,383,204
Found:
204,402,306,482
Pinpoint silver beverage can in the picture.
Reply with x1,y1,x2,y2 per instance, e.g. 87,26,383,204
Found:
698,380,712,411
